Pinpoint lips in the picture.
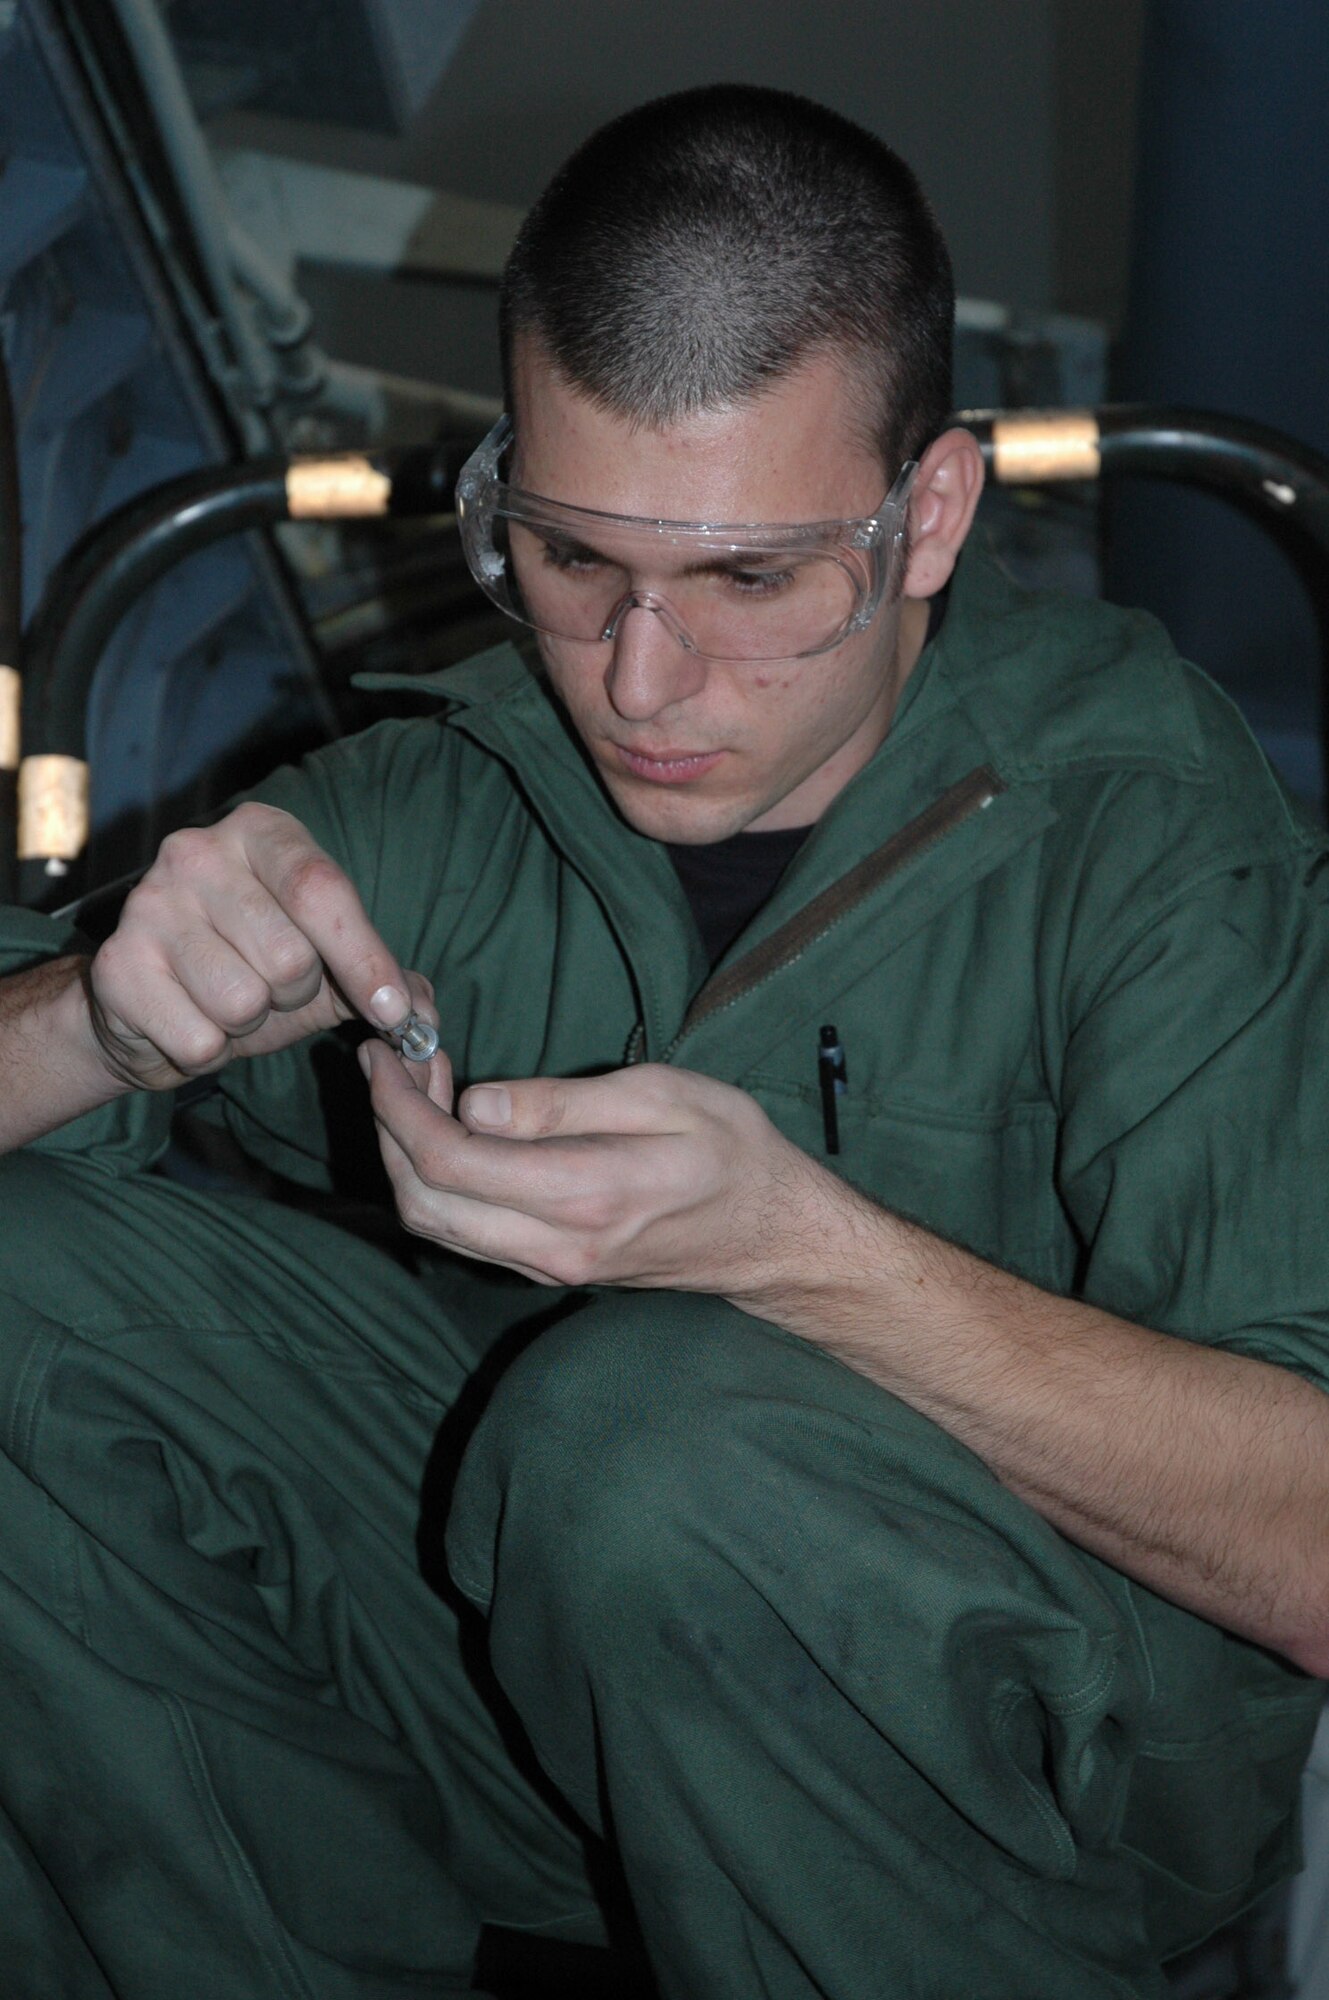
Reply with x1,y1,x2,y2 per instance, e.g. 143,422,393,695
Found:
613,744,725,785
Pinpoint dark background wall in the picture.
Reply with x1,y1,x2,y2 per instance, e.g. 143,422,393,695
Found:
215,0,1145,396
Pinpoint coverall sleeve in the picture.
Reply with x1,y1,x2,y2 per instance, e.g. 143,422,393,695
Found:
1055,838,1329,1390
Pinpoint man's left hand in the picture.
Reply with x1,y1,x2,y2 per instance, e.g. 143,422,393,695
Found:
359,1042,839,1298
359,1039,1329,1672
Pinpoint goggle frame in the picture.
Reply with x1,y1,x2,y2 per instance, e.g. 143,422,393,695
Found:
455,416,918,663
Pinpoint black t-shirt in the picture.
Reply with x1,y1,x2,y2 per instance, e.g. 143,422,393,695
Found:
667,821,811,968
667,590,948,968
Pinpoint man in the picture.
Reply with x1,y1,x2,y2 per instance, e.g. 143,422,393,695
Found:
0,83,1327,2000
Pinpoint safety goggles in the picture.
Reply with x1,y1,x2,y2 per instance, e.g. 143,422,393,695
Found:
455,416,917,663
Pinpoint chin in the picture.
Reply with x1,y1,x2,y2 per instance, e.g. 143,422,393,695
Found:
604,776,754,845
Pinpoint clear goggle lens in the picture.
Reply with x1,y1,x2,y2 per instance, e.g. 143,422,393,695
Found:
457,418,916,664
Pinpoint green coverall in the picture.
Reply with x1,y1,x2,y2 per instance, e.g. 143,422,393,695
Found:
0,551,1326,1998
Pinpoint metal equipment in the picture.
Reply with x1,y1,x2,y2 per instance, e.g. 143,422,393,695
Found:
965,404,1329,811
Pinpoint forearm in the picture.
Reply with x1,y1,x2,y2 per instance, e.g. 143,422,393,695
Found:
0,956,132,1153
389,1055,1329,1670
743,1175,1329,1673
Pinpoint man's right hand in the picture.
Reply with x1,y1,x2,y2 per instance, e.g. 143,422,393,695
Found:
85,802,428,1093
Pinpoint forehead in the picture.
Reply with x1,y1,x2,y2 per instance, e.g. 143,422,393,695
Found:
510,339,886,525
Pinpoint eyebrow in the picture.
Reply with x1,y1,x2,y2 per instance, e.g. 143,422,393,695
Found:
533,528,798,577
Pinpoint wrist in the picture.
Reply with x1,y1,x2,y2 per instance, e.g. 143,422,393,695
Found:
0,955,136,1155
63,958,141,1101
727,1148,903,1330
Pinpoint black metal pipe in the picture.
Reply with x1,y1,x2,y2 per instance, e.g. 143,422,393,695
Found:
18,439,471,904
959,403,1329,561
24,460,289,764
22,444,464,762
960,403,1329,801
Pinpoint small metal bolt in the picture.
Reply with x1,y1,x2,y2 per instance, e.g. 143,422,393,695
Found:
389,1013,439,1063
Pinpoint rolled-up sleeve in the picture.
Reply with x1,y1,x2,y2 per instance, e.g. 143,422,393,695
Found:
1056,842,1329,1389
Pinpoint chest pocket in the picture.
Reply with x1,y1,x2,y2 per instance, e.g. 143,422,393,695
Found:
743,1073,1069,1289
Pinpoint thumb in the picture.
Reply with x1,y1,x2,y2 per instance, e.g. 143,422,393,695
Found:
458,1067,681,1140
458,1081,514,1130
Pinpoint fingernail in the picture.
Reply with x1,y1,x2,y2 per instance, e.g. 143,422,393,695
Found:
357,1040,373,1080
369,984,409,1028
466,1085,511,1128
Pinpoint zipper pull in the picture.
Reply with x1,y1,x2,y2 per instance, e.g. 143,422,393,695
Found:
818,1024,847,1155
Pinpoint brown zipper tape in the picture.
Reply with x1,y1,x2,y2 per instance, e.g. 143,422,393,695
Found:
0,665,17,772
991,412,1101,483
673,765,1005,1048
286,456,392,520
18,754,89,860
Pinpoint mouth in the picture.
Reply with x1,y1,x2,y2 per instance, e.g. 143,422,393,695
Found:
612,744,725,785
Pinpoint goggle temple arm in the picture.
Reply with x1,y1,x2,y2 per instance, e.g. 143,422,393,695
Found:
455,416,514,583
842,459,920,635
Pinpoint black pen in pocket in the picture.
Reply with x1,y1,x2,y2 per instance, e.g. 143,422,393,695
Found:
818,1024,847,1155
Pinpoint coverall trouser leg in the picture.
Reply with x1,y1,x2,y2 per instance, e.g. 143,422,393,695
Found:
0,1157,1314,1999
448,1289,1318,2000
0,1153,602,1999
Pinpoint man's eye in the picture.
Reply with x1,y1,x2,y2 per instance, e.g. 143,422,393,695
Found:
725,567,795,597
540,541,604,575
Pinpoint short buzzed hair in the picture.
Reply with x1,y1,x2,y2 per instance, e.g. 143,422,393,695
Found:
500,84,955,478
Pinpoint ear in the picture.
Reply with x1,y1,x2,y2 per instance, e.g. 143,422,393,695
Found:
901,427,986,601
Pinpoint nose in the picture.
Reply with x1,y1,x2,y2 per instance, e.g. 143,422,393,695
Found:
602,600,708,721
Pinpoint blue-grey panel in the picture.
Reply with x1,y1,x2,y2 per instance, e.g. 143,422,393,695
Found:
2,1,327,877
171,0,480,132
0,155,86,282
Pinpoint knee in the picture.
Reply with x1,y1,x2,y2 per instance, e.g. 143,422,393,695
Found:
446,1289,1139,1709
446,1291,790,1627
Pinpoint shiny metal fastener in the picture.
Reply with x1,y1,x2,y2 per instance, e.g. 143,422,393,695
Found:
383,1012,439,1063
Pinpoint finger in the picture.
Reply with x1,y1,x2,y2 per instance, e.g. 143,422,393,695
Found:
231,806,414,1030
400,1044,454,1103
394,971,438,1036
422,1045,455,1110
92,931,241,1076
145,824,324,1018
364,1040,610,1211
98,916,267,1046
362,1037,466,1144
459,1064,698,1141
171,921,308,1040
372,1116,575,1284
200,880,322,1014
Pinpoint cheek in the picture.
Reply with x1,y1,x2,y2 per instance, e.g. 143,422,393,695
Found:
539,641,605,710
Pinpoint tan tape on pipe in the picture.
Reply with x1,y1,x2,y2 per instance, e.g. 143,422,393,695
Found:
286,456,392,520
0,665,18,772
991,412,1102,483
18,754,89,860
